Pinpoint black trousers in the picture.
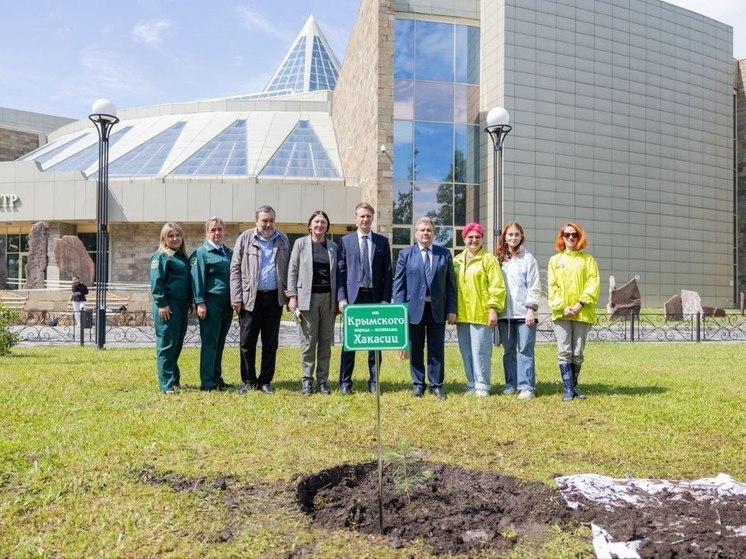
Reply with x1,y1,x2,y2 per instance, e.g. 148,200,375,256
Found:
339,288,381,387
239,291,283,386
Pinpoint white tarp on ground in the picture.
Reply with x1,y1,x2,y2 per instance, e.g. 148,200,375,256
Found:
555,473,746,559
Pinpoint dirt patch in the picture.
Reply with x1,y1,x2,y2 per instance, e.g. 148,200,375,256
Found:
297,461,574,556
297,462,746,558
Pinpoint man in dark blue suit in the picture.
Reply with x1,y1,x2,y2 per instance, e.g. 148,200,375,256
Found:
393,216,457,400
337,202,393,395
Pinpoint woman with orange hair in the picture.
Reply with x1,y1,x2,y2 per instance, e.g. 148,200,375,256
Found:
547,222,600,401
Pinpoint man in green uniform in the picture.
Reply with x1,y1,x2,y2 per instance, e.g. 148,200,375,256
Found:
191,217,234,391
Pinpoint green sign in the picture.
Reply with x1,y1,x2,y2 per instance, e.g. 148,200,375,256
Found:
343,304,409,351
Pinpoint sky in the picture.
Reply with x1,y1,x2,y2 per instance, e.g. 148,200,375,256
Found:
0,0,744,119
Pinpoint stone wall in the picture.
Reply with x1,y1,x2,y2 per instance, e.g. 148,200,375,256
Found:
738,60,746,298
331,0,395,233
0,127,39,161
109,222,244,283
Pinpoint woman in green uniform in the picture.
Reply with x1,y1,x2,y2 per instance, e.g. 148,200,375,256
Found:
150,222,192,394
190,217,233,391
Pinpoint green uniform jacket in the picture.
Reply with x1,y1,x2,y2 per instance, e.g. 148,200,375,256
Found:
453,248,506,326
150,249,191,308
547,249,600,324
190,241,233,304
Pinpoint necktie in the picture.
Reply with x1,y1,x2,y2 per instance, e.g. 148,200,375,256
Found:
218,245,225,256
361,235,372,288
423,247,432,285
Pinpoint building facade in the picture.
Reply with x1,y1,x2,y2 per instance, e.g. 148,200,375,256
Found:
0,0,741,308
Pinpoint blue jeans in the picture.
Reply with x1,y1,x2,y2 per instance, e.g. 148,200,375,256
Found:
498,320,536,392
456,323,494,391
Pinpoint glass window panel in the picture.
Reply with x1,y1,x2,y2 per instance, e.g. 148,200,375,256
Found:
260,120,338,178
7,235,20,252
392,227,411,245
393,120,414,180
414,122,453,181
413,181,453,227
454,184,467,226
455,229,466,247
109,121,185,177
20,234,29,252
30,132,88,166
455,25,480,84
415,21,454,82
47,127,132,176
394,80,414,120
266,37,307,93
172,120,247,176
436,228,454,248
414,81,453,122
394,19,414,79
454,85,480,124
454,125,479,184
393,181,413,225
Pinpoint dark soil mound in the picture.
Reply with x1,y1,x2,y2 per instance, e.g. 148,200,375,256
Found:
298,463,746,557
297,461,574,556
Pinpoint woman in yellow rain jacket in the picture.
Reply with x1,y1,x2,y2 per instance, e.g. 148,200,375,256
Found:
547,222,599,401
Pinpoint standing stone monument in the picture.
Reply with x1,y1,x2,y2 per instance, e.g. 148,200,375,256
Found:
23,222,49,289
607,275,641,319
664,294,683,321
680,289,704,316
53,236,95,286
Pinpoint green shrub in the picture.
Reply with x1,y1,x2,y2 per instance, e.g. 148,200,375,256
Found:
0,304,20,356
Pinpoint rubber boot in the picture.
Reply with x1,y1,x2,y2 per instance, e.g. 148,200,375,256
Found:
570,363,587,399
559,364,574,401
301,378,313,396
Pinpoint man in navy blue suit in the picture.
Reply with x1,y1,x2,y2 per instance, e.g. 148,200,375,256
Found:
337,202,393,395
393,216,457,400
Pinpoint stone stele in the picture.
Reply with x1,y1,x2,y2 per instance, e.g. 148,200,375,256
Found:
664,294,683,321
680,289,704,316
23,222,49,289
607,275,641,318
53,235,95,286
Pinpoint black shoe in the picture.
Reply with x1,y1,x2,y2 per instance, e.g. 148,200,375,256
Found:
412,385,425,398
301,380,313,396
340,384,352,396
260,384,275,395
238,382,254,395
431,387,447,400
369,383,377,395
217,379,232,390
318,383,332,395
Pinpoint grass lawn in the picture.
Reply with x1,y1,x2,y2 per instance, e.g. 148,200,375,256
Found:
1,343,744,557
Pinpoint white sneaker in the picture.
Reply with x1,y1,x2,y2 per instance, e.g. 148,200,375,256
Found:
475,389,490,397
502,386,517,395
517,390,535,400
465,387,476,395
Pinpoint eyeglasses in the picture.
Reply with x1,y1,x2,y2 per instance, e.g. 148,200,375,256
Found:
562,232,579,239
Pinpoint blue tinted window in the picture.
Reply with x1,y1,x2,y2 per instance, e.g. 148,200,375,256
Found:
393,120,413,180
414,122,453,181
415,21,453,82
261,121,339,178
47,127,132,176
415,82,453,122
394,19,414,79
28,132,88,167
454,85,480,124
310,36,339,91
266,37,307,93
172,120,247,176
393,181,413,225
454,125,479,184
108,122,185,177
455,25,480,84
394,80,414,120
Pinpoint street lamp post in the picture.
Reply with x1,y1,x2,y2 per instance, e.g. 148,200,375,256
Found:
89,99,119,350
484,107,512,253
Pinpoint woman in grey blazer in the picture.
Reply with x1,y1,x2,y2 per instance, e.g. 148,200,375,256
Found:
287,210,338,395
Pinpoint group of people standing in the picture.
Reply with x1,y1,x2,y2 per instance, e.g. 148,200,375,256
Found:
149,202,599,402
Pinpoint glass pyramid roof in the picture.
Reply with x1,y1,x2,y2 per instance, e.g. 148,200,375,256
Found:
46,127,132,175
108,121,185,177
261,120,339,178
171,119,247,176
